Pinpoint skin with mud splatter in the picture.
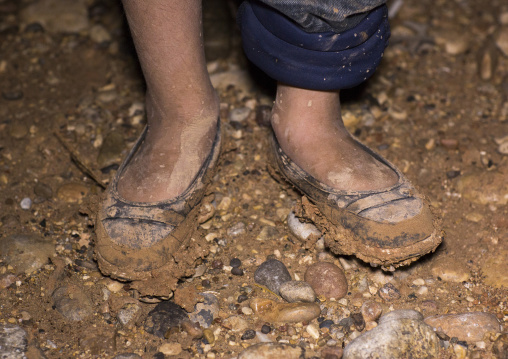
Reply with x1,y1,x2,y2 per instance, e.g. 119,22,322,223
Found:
271,84,398,191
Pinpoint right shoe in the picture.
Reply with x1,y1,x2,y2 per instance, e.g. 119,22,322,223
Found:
94,119,221,297
268,133,442,270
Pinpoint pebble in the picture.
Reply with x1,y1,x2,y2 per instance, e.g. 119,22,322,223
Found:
238,343,305,359
9,122,28,139
256,226,278,241
181,320,203,339
203,328,215,344
304,262,347,300
321,347,344,359
261,325,271,334
79,333,115,355
229,107,251,123
361,301,383,322
0,233,55,275
343,310,438,358
481,249,508,288
306,323,320,339
378,283,401,301
492,333,508,358
0,274,18,290
250,297,321,323
440,138,459,149
158,343,182,356
117,303,142,327
144,301,189,338
20,0,89,34
227,222,246,237
279,281,316,303
254,259,292,294
189,293,219,328
19,197,32,210
496,26,508,57
223,315,249,332
210,69,255,93
424,312,501,342
453,343,468,359
34,182,53,199
241,329,256,340
232,267,244,276
2,90,23,101
456,171,508,206
113,354,142,359
287,211,322,241
89,24,112,44
230,258,242,268
56,183,90,203
351,313,365,331
412,278,425,286
105,280,124,293
52,285,93,321
319,319,334,329
430,258,469,282
0,325,27,359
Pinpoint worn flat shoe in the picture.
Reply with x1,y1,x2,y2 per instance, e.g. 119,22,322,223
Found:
94,120,221,297
268,134,442,269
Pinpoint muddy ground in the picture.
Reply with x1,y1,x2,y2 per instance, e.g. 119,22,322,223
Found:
0,0,507,358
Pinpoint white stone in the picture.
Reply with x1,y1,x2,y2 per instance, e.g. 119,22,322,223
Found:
306,324,320,340
287,212,322,241
159,343,182,356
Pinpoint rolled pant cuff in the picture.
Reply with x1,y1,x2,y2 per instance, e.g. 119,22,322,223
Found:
238,2,390,90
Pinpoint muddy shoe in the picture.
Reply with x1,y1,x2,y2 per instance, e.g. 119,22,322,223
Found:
268,134,442,269
94,120,221,297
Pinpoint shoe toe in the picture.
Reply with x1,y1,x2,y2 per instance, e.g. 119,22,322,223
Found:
358,197,423,224
102,218,174,250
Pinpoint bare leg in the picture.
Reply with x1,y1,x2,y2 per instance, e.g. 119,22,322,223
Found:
271,84,398,191
118,0,219,202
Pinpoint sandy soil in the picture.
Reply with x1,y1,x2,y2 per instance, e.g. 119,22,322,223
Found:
0,0,507,358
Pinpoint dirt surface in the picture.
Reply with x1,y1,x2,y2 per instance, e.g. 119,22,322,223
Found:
0,0,507,358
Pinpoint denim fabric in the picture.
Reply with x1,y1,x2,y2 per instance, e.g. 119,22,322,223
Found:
256,0,387,33
238,2,390,90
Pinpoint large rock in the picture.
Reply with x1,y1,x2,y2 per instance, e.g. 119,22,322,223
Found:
424,312,501,342
343,310,439,358
20,0,89,34
52,285,93,321
0,325,27,359
0,233,54,275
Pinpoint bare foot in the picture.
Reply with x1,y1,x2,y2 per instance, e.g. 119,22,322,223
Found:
271,83,398,192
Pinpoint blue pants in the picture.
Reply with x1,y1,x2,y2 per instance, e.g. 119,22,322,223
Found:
238,0,390,90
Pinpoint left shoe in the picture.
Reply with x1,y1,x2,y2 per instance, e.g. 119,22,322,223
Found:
268,133,442,269
94,119,222,297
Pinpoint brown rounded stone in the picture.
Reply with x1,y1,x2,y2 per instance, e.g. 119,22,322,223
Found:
361,301,383,322
304,262,347,300
424,312,501,342
250,297,320,323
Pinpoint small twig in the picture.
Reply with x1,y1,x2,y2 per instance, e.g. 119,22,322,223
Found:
54,131,106,189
